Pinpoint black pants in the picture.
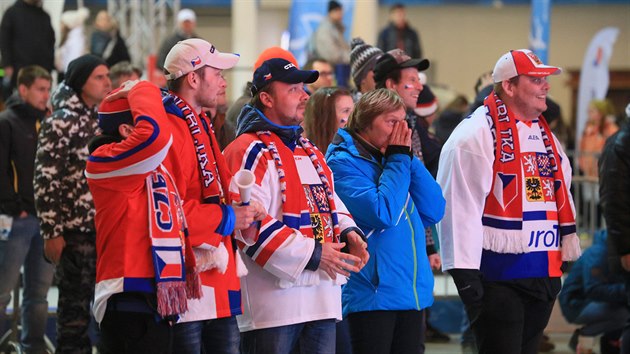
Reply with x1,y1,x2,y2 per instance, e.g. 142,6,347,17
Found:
56,231,96,354
466,282,555,354
347,310,425,354
99,306,172,354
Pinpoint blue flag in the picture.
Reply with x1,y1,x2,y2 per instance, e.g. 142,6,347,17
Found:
287,0,354,67
529,0,550,63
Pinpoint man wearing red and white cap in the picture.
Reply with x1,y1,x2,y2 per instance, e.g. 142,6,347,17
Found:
437,49,581,354
162,38,266,354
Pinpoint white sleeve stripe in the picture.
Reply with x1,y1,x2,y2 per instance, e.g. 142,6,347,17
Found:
85,136,172,179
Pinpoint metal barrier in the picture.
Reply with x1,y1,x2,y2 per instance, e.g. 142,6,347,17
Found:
569,149,605,247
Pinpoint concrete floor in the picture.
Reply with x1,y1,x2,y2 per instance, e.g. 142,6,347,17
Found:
426,332,575,354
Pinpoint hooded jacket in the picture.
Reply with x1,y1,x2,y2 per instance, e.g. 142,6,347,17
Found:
0,93,47,216
326,128,444,315
34,83,98,240
559,230,626,322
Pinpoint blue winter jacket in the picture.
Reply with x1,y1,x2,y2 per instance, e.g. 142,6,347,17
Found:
559,230,626,322
326,128,445,315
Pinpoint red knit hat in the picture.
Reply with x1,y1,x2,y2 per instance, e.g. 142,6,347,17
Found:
98,88,133,135
415,85,438,117
254,47,298,71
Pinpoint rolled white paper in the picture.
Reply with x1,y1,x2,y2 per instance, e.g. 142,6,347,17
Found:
234,169,255,205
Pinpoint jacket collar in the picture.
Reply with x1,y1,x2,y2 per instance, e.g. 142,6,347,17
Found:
236,104,304,150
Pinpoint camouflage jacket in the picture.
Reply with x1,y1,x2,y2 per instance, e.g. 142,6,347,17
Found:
34,83,98,239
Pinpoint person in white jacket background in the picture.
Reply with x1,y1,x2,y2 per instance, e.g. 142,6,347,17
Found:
56,7,89,81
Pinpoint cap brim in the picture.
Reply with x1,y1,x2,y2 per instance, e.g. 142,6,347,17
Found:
209,52,240,70
526,66,562,77
279,70,319,85
400,58,430,72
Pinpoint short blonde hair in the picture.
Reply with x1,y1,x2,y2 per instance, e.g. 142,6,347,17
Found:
347,88,405,133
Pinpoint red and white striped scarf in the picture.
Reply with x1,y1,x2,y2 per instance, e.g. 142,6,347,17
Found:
171,94,232,205
255,131,341,243
482,91,581,261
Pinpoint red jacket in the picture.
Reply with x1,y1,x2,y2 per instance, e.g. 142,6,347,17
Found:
87,81,175,323
161,92,241,322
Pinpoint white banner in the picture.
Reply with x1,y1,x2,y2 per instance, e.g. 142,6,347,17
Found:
575,27,619,148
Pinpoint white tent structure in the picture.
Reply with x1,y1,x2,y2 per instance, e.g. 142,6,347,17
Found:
106,0,181,69
0,0,181,71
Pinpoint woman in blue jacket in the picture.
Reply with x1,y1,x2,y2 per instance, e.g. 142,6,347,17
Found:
326,88,445,354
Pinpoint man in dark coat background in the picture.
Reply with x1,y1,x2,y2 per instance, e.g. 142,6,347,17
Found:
0,0,55,99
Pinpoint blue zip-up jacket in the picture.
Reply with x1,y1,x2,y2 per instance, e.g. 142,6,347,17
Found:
326,128,445,315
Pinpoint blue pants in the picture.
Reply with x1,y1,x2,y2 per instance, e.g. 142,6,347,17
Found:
172,316,240,354
241,319,336,354
0,215,54,354
574,301,628,336
334,64,350,89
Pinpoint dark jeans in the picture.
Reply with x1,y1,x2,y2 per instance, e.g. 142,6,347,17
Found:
172,316,240,354
334,64,350,89
0,215,54,354
56,231,96,354
347,310,426,354
335,318,352,354
99,309,172,354
465,282,555,354
241,319,336,354
574,301,628,336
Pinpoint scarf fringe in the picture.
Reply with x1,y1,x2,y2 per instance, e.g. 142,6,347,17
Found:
185,267,202,300
561,233,581,261
483,227,529,254
157,282,188,317
235,250,248,278
193,242,229,274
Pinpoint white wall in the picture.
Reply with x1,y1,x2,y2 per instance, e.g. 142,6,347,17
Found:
394,4,630,119
190,2,630,117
